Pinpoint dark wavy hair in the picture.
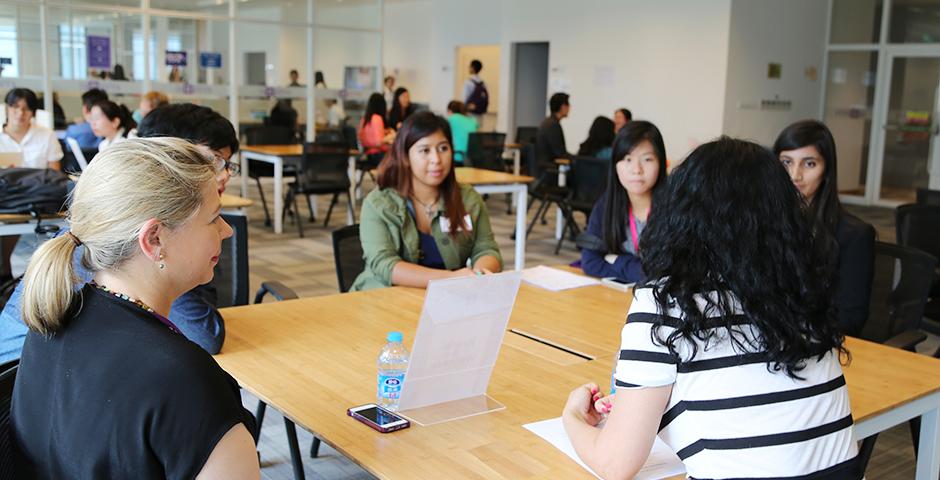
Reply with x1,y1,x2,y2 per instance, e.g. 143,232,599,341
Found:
603,120,667,254
362,93,388,128
772,119,841,235
640,137,845,379
578,116,615,156
377,111,467,238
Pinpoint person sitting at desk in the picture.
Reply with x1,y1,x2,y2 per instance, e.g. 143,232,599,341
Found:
12,138,258,479
446,100,478,164
0,88,63,170
90,99,135,152
388,87,416,130
352,111,502,291
359,93,395,161
774,120,875,337
563,137,858,479
536,92,571,166
132,90,170,125
577,115,615,160
65,88,108,149
0,88,64,285
580,121,666,283
0,103,241,362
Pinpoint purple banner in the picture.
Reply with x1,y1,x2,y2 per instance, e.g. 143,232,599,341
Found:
87,36,111,69
165,51,187,67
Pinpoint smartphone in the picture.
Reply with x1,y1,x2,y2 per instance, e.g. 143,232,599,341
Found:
347,404,411,433
601,277,634,292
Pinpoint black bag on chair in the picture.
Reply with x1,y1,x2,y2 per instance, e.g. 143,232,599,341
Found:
0,168,70,215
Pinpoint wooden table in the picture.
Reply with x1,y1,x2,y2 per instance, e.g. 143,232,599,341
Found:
238,145,359,234
0,212,66,236
221,193,253,210
216,276,940,479
456,167,534,270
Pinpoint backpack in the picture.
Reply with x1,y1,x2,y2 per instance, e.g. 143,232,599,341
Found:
0,168,70,215
467,79,489,114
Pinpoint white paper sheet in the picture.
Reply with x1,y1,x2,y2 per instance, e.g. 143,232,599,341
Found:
522,266,601,291
523,417,686,480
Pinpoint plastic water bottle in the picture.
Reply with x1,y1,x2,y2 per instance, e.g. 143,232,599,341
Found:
377,331,410,411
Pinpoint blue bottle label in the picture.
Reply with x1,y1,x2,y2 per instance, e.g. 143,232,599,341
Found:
378,373,404,399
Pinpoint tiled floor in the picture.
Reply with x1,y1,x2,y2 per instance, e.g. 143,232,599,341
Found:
8,180,931,479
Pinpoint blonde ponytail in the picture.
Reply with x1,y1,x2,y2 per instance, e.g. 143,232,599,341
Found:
19,137,216,334
21,235,80,335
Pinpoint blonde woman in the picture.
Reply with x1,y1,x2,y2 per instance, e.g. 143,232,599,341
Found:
12,138,259,479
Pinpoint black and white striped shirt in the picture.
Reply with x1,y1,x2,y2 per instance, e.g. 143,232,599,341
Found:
616,287,859,479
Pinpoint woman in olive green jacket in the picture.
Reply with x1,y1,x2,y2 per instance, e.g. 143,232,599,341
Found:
351,111,502,291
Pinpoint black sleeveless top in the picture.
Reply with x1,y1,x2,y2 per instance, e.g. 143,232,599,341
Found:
12,284,254,479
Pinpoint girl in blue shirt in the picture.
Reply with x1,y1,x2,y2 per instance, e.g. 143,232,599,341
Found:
580,120,667,282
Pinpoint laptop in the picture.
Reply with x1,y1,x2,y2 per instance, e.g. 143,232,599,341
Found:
0,152,23,168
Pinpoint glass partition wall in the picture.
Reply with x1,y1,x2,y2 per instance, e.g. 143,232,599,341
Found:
0,0,383,150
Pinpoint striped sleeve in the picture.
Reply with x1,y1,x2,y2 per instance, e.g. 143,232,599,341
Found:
615,287,678,389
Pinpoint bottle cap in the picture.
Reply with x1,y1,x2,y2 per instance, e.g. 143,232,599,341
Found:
387,331,403,343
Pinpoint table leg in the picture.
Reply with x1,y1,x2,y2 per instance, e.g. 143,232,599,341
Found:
555,165,568,239
274,157,283,234
514,185,528,270
348,155,357,225
512,148,521,176
239,151,248,199
915,407,940,480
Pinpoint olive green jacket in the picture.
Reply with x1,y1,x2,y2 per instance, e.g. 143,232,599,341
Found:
350,184,502,291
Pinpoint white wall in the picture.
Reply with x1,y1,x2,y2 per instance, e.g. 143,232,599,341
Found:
721,0,828,146
384,0,733,161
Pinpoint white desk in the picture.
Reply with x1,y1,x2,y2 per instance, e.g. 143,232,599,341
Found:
455,167,533,271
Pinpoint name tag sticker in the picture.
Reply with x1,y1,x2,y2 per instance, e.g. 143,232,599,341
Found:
440,214,473,233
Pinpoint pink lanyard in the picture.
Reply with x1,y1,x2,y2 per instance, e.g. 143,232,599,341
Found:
628,207,641,254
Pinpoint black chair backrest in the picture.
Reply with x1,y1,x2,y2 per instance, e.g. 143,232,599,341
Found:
896,204,940,260
515,126,538,145
315,129,345,145
466,132,507,172
342,125,359,151
214,213,250,308
568,156,610,209
0,361,18,480
297,143,351,189
916,188,940,206
245,126,295,146
860,242,937,343
332,224,364,293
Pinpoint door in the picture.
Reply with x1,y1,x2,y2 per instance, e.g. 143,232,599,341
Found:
245,51,266,86
874,52,940,203
510,42,549,142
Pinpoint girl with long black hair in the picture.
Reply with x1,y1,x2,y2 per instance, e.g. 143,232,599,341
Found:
563,137,858,479
774,120,875,336
580,120,667,281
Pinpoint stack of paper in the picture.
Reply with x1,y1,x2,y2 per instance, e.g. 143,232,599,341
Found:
523,417,685,479
522,266,601,291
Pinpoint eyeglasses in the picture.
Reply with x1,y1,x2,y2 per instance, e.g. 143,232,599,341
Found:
213,153,240,176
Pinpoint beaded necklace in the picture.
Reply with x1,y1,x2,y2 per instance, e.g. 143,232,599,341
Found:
91,282,182,335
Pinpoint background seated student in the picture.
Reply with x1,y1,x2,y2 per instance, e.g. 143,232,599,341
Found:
613,107,631,133
388,87,416,130
536,92,571,165
132,90,169,125
580,120,666,282
359,93,395,160
90,99,135,152
352,111,502,291
65,88,108,149
563,137,858,479
774,120,875,337
12,138,259,479
577,115,615,160
445,100,478,164
0,88,64,286
0,88,63,170
0,103,240,361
